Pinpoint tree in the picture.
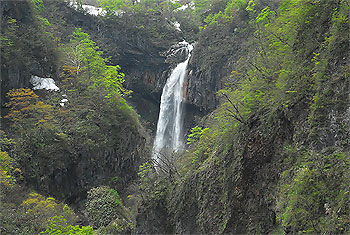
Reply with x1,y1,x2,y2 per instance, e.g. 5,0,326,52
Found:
68,28,106,80
186,126,208,145
4,88,56,129
0,151,16,187
85,186,134,233
63,28,131,100
40,216,94,235
97,0,128,16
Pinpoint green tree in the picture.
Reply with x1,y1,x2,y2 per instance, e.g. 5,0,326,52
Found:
85,186,134,233
98,0,128,16
0,151,16,187
186,126,208,145
64,28,131,99
40,216,94,235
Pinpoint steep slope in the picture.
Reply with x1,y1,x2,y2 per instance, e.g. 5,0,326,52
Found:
1,0,349,234
0,0,148,205
136,0,350,234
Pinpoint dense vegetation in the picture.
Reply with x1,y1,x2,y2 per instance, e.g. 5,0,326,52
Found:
1,0,146,233
135,0,350,234
1,0,349,234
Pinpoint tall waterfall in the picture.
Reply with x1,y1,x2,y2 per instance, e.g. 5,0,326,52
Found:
153,41,193,160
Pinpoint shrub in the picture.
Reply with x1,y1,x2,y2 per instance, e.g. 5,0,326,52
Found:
85,186,122,228
40,216,93,235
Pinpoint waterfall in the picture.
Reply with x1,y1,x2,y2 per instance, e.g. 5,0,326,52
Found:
153,41,193,161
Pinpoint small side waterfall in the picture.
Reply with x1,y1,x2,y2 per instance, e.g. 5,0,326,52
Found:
153,41,193,161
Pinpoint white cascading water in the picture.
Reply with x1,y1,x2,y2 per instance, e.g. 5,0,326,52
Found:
153,41,193,161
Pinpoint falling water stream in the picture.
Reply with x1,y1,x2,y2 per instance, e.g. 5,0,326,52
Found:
153,41,193,161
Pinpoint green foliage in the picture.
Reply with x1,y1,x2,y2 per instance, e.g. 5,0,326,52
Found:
85,186,123,228
186,126,208,145
0,18,18,60
245,0,256,13
64,28,131,100
69,28,106,79
200,0,247,28
96,220,135,235
0,190,80,235
137,159,173,206
37,16,51,27
138,161,153,178
98,0,127,16
137,158,174,208
0,131,16,152
182,112,237,168
0,133,18,187
40,216,93,235
0,151,16,186
305,0,349,146
31,0,45,12
1,1,59,78
99,65,131,98
215,0,348,129
31,0,52,29
256,6,275,24
85,186,134,233
98,0,181,19
278,152,350,234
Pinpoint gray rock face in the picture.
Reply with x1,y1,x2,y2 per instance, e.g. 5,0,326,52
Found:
184,35,246,112
185,58,219,111
41,132,147,203
134,110,292,234
0,1,58,109
163,42,190,65
0,1,150,204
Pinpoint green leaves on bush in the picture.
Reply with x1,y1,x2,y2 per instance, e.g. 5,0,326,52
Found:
85,186,134,233
40,216,93,235
86,186,122,228
187,126,209,145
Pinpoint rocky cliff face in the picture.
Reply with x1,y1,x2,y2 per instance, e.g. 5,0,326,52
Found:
184,12,250,112
134,0,350,233
30,120,148,203
0,1,58,109
0,0,150,204
135,109,293,234
1,0,247,132
58,4,223,129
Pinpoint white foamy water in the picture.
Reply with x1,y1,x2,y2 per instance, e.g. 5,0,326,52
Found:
153,41,193,161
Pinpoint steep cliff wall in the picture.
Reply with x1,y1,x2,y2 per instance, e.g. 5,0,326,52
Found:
0,0,150,204
135,1,350,233
0,1,58,109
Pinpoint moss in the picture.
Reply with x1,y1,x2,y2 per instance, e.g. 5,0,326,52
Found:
277,152,350,234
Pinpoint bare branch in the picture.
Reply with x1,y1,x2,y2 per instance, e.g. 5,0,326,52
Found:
222,93,246,124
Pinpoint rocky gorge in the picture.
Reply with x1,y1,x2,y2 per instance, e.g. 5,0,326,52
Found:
1,0,349,234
